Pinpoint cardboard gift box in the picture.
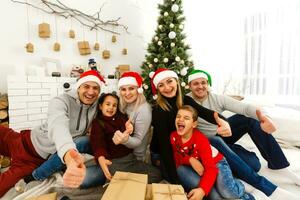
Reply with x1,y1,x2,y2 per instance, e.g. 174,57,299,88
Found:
101,171,148,200
152,183,187,200
38,23,50,38
25,192,57,200
78,41,91,55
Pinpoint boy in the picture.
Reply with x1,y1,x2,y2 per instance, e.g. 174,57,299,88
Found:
170,105,254,200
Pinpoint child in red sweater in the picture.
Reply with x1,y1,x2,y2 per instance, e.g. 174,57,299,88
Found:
81,93,161,187
170,105,254,200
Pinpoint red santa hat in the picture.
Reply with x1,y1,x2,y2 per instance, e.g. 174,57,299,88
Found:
149,68,178,99
75,70,106,89
118,71,144,93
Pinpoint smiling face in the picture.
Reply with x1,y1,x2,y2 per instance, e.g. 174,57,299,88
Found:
99,95,118,117
77,81,100,105
189,77,209,100
119,85,139,104
157,77,178,98
175,109,197,138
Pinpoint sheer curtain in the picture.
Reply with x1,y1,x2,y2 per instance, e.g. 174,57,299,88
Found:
242,1,300,98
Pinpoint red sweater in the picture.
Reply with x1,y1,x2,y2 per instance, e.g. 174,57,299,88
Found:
90,112,132,160
170,129,223,195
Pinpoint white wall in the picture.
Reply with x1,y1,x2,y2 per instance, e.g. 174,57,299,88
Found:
0,0,160,93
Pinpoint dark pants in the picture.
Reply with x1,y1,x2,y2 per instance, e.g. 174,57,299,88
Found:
0,126,45,197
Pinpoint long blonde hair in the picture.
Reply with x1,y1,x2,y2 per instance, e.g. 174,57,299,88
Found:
119,87,146,114
156,79,183,111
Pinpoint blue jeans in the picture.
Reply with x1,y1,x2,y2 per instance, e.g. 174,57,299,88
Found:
209,136,277,196
81,153,161,188
32,136,92,181
177,159,254,200
224,114,290,170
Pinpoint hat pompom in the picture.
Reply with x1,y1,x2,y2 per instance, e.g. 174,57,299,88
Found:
149,71,155,79
153,95,158,100
137,87,144,94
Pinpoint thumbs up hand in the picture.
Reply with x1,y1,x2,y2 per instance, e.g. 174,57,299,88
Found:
214,112,232,137
256,109,276,134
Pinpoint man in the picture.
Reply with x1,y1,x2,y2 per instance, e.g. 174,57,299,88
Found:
0,70,105,197
187,69,300,187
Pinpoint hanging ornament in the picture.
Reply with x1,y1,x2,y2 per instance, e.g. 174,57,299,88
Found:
170,42,175,47
122,48,128,55
180,67,188,76
179,24,184,29
163,58,169,63
53,42,60,51
69,30,75,38
180,60,185,64
157,41,162,46
181,82,186,87
169,23,175,28
168,31,176,39
149,71,155,78
164,12,169,17
143,84,149,90
171,0,176,2
94,42,100,50
154,58,158,63
175,56,181,62
102,50,111,59
38,23,50,38
25,43,34,53
154,36,159,41
158,25,163,29
112,35,117,43
171,4,179,12
185,85,190,90
149,64,153,68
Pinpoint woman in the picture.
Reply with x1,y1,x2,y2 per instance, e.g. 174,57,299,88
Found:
149,68,231,184
113,71,152,161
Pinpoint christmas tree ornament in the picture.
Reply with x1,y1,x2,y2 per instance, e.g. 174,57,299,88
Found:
154,58,158,63
154,36,159,41
181,82,186,87
163,58,169,63
53,42,60,51
164,12,169,17
112,35,117,43
175,56,181,62
94,42,100,50
157,41,162,46
169,23,175,28
168,31,176,39
185,85,189,89
170,42,175,47
180,67,188,76
180,60,185,64
143,84,149,90
158,25,163,29
149,64,153,68
179,24,184,29
69,30,75,38
25,43,34,53
171,4,179,12
149,71,155,78
122,48,128,55
171,0,176,2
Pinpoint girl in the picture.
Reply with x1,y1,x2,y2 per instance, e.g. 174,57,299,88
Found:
149,68,231,184
81,93,161,187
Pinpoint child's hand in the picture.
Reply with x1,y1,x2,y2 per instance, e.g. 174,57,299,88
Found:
256,109,276,134
98,156,112,180
214,112,232,137
124,119,134,135
189,157,204,176
187,188,205,200
112,130,129,145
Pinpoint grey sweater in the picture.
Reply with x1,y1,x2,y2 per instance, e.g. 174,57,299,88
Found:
187,92,258,137
123,101,152,161
30,90,98,161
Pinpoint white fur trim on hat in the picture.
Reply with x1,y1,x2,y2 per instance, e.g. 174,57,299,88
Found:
118,77,138,89
188,72,208,83
75,75,102,89
153,70,178,88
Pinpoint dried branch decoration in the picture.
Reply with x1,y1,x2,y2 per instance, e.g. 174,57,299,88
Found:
11,0,128,35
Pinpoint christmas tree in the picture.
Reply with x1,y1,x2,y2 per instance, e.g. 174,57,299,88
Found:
141,0,194,103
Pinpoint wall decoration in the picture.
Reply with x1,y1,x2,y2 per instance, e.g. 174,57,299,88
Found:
25,43,34,53
102,50,111,59
53,42,60,51
122,48,128,55
112,35,117,43
78,41,91,55
38,23,50,38
94,31,100,50
69,30,75,38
